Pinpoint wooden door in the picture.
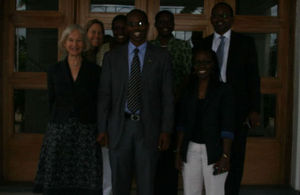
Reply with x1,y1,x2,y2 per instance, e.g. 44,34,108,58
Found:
231,0,295,184
0,0,75,181
0,0,295,185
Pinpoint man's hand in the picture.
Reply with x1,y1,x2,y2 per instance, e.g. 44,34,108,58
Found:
96,132,108,147
158,132,170,151
248,111,260,128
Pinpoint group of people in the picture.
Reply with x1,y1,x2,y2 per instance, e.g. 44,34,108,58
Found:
33,2,260,195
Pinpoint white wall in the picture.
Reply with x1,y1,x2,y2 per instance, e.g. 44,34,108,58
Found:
291,0,300,191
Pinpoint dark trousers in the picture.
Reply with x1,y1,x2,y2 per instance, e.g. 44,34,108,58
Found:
109,119,159,195
154,132,178,195
225,125,249,195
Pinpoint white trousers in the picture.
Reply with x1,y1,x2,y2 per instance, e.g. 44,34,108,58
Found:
183,142,228,195
102,147,112,195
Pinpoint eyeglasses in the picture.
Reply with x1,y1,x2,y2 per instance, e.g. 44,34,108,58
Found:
127,21,147,27
211,13,232,19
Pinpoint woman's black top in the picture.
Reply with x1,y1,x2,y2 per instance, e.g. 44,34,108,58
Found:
190,99,205,144
47,57,101,124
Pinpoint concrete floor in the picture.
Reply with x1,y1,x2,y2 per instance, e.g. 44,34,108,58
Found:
0,184,299,195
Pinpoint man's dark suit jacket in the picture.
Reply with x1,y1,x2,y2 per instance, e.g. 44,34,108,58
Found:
48,58,101,124
97,42,174,149
178,78,235,164
203,31,260,125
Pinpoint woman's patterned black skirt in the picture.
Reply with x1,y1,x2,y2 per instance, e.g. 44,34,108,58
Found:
33,118,102,195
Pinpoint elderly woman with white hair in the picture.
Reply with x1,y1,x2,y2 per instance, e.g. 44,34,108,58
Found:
33,24,102,195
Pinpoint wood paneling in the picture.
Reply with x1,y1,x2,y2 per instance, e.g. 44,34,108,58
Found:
233,16,282,32
0,0,4,183
9,73,47,89
7,134,43,181
285,0,297,184
11,12,65,27
243,139,281,184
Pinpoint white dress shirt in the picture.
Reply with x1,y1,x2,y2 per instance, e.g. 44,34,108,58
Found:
212,30,231,82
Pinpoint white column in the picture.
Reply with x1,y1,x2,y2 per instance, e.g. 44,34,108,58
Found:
291,0,300,191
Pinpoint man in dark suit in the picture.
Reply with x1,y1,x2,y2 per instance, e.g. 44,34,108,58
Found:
97,9,174,195
203,3,261,195
151,10,192,195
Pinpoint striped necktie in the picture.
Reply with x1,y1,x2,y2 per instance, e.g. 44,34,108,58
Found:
127,48,142,113
216,36,225,69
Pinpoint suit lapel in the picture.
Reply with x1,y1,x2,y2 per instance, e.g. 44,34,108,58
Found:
141,43,152,82
121,44,129,97
227,31,238,79
208,35,214,48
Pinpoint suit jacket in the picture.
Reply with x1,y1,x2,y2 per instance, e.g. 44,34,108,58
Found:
203,31,260,126
178,78,235,164
48,58,101,124
97,42,174,149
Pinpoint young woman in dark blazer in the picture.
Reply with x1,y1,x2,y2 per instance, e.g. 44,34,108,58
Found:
33,24,102,195
176,48,235,195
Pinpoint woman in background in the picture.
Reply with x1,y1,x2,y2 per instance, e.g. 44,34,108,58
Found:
176,48,235,195
33,24,102,195
85,19,105,66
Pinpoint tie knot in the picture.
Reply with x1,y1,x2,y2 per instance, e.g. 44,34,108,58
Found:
134,48,139,55
220,36,225,40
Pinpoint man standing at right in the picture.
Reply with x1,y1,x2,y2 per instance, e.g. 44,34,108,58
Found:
203,2,261,195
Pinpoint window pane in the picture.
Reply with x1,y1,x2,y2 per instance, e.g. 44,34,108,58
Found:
248,94,276,137
242,33,278,77
90,0,134,13
14,89,49,134
104,29,113,44
173,31,203,48
105,29,113,37
160,0,204,14
236,0,278,16
15,28,58,72
16,0,58,11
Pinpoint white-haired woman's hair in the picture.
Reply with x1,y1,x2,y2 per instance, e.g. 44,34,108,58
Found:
58,24,90,58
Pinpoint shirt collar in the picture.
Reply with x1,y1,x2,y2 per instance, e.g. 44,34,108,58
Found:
214,29,231,39
128,41,147,54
